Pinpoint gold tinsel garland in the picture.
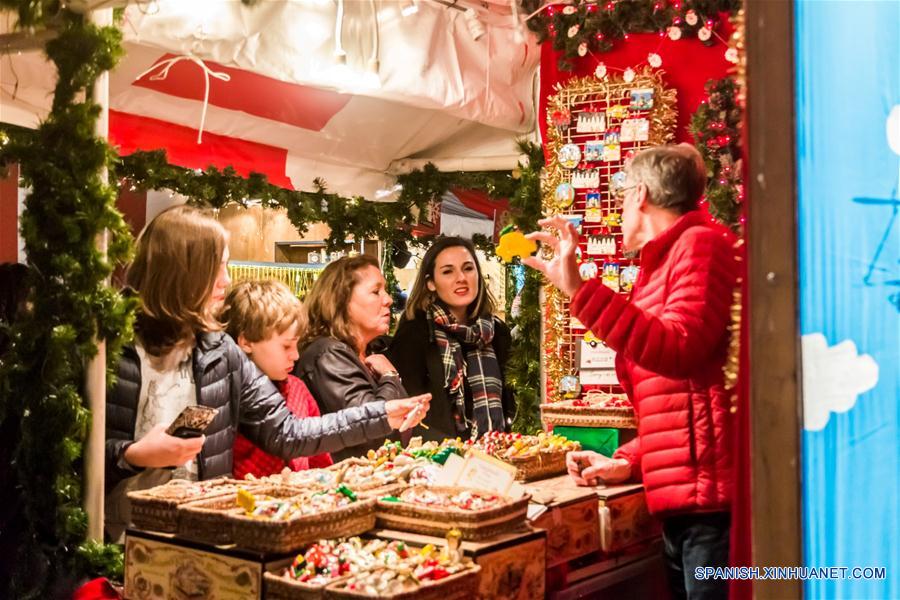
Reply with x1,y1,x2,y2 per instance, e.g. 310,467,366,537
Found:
723,9,745,410
227,262,324,299
541,68,678,400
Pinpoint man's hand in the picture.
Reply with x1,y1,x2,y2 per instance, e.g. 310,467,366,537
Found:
385,394,432,431
522,216,584,298
566,450,631,486
124,424,205,468
365,354,398,378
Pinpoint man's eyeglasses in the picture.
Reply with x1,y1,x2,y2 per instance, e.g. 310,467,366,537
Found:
612,182,639,208
612,183,639,199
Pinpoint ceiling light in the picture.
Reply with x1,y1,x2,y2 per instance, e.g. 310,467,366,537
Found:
464,8,485,41
400,0,418,17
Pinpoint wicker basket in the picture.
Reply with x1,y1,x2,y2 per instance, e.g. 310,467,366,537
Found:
324,564,481,600
355,482,407,501
329,458,410,494
541,402,637,429
263,571,349,600
231,499,377,554
128,478,251,534
177,484,302,546
507,449,572,482
375,487,528,540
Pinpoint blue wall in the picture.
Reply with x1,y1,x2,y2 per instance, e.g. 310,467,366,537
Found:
795,1,899,598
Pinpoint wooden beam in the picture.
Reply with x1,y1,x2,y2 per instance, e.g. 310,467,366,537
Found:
0,29,57,54
745,1,803,599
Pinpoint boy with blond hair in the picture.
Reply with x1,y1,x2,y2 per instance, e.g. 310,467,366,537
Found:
221,280,332,477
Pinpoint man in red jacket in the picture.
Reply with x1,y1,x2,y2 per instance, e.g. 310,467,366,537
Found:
525,144,738,600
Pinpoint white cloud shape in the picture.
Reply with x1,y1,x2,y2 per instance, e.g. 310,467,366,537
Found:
887,104,900,156
801,333,879,431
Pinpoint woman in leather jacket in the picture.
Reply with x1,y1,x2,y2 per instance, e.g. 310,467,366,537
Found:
386,237,516,442
297,255,431,461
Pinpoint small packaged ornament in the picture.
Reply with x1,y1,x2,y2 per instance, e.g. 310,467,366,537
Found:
603,211,623,227
630,88,654,110
602,262,621,291
607,104,629,120
572,169,600,189
609,170,628,195
555,182,576,208
583,140,604,162
601,132,621,162
563,214,584,234
587,235,617,256
558,143,582,169
620,265,639,292
579,260,599,281
559,374,582,399
620,118,650,142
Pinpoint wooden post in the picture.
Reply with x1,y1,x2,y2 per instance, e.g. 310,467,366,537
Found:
745,1,804,599
84,6,113,542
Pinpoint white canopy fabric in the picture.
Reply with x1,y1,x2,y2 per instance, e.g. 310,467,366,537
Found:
1,1,540,197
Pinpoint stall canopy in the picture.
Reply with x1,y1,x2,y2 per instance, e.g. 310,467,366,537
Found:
1,0,539,198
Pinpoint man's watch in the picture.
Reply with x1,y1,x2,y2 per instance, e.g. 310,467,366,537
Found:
382,370,401,379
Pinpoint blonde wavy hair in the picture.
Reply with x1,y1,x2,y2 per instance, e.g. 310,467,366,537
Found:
221,279,306,343
127,205,227,355
303,255,381,351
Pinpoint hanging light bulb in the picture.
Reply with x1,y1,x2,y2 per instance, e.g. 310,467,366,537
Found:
464,8,486,41
400,0,418,17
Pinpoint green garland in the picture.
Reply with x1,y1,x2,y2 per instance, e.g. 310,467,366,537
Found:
507,141,545,435
0,8,135,598
689,77,743,228
522,0,741,71
117,150,516,254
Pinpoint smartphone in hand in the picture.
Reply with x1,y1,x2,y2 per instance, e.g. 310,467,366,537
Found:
165,405,219,439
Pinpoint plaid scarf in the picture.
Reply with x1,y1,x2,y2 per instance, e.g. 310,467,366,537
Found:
429,304,505,439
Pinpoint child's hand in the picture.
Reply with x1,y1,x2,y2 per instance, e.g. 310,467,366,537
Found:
124,424,205,468
365,354,398,378
385,394,431,431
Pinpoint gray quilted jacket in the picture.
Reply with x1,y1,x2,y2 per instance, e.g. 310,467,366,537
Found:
106,331,391,490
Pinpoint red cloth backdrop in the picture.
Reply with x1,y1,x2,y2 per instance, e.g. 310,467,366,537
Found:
539,31,751,600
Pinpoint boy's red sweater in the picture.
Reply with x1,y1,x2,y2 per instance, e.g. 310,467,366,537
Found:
232,374,333,478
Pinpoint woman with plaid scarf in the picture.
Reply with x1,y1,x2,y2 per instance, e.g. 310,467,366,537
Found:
387,237,515,442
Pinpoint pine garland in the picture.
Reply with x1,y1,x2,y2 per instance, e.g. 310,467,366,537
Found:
521,0,741,71
0,9,135,598
689,76,743,228
117,150,516,253
507,141,546,435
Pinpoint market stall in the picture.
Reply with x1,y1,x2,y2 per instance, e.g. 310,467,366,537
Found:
0,0,758,599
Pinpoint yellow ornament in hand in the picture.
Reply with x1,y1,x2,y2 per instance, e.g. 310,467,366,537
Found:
496,229,537,264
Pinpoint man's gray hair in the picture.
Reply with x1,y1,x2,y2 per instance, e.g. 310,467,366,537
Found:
627,144,707,214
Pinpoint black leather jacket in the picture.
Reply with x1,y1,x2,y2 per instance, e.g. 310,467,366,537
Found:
297,337,407,461
106,331,391,490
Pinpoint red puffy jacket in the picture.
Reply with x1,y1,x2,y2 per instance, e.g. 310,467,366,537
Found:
571,210,738,517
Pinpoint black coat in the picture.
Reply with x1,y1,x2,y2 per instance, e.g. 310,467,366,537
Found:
106,331,391,491
386,311,516,442
296,337,408,461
